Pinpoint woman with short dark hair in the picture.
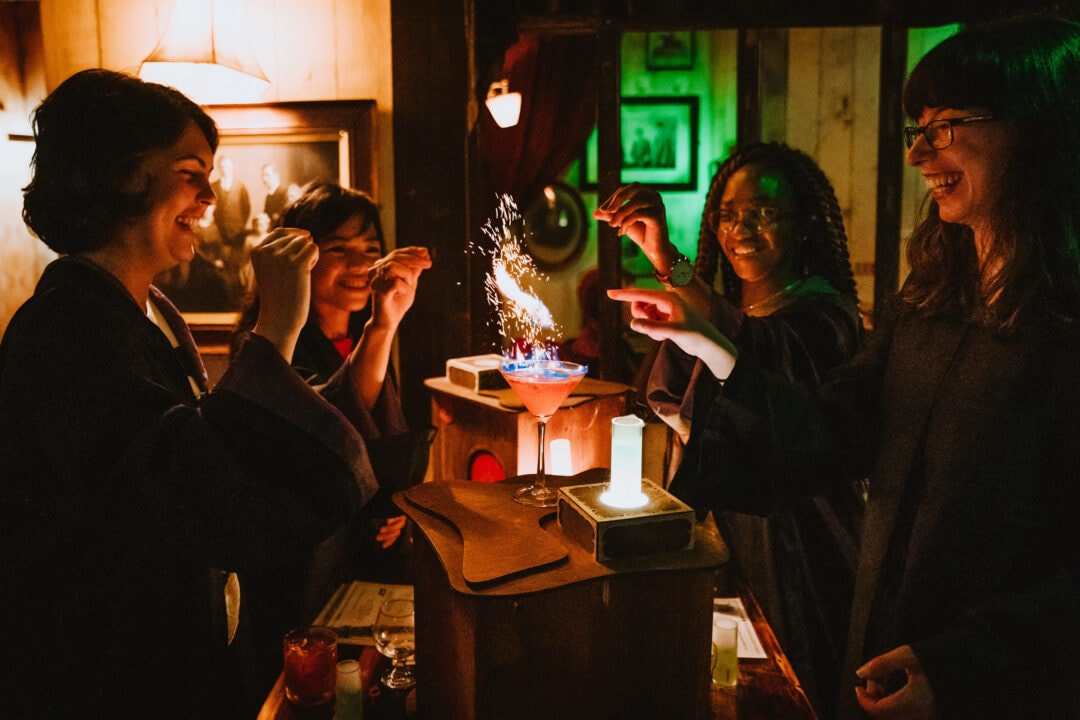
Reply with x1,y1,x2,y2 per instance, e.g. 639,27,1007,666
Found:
1,69,379,718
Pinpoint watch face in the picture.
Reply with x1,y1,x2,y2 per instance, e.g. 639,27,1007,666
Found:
670,256,693,286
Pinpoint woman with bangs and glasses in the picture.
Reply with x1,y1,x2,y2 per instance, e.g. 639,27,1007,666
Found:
607,14,1080,720
594,142,863,719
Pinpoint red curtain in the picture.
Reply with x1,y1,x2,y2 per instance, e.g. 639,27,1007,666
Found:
479,33,598,209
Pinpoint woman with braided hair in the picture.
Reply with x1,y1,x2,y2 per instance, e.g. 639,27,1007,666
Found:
594,142,863,718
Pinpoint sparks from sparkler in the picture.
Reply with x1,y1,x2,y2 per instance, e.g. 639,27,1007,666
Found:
470,194,562,360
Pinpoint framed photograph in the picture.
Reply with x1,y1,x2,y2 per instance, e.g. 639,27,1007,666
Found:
156,101,376,334
646,32,695,71
581,96,699,192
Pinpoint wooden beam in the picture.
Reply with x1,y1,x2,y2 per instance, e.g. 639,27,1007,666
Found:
512,0,1075,32
596,19,622,382
873,23,907,325
391,0,474,427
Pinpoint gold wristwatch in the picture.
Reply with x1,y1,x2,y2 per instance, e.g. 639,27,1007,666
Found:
654,253,693,288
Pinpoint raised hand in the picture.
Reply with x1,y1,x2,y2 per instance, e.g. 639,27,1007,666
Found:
368,246,432,331
594,184,711,314
608,287,738,381
250,227,319,362
592,183,676,272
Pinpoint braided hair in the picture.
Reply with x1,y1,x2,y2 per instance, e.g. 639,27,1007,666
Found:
695,142,856,307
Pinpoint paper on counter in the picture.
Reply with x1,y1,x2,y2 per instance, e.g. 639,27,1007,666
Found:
713,597,767,659
313,581,414,645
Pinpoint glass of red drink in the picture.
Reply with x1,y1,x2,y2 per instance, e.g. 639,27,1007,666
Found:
283,625,338,707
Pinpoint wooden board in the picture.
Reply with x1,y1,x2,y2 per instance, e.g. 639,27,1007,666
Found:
401,480,568,586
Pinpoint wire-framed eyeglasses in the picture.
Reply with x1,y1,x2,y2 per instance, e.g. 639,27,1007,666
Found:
903,115,995,150
716,206,796,235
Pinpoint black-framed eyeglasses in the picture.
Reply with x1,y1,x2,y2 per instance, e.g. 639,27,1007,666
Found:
716,206,796,235
903,115,995,150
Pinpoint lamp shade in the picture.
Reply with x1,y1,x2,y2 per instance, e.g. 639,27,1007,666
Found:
139,0,269,104
485,79,521,128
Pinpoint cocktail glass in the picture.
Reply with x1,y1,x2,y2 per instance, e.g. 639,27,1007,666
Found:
499,358,588,507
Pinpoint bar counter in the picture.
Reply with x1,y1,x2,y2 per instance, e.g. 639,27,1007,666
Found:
257,573,816,720
258,476,818,720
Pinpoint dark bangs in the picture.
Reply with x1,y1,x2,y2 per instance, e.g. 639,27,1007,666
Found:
903,29,1006,119
281,183,385,252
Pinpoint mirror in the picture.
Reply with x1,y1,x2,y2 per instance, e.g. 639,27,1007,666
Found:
522,181,587,271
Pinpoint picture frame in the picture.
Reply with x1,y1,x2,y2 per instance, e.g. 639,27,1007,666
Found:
645,32,695,71
158,101,376,337
581,96,699,192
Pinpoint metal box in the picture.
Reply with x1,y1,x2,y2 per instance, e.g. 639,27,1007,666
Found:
558,477,695,562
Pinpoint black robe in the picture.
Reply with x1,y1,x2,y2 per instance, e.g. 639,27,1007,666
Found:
678,295,1080,719
238,308,432,697
653,280,863,719
0,256,378,719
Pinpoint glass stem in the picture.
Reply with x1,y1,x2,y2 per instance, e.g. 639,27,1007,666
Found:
536,417,547,489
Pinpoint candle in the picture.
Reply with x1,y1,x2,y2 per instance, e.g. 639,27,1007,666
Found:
550,438,573,476
336,659,364,719
601,415,648,508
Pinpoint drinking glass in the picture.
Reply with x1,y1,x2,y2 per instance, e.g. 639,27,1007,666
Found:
282,626,338,707
372,597,416,690
711,617,739,689
499,358,588,507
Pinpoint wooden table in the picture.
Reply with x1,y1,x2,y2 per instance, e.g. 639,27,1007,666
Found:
710,570,819,719
401,472,725,720
256,576,817,720
256,644,413,720
258,474,818,720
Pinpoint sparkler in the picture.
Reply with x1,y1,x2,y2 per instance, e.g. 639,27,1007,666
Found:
473,194,588,507
471,194,561,360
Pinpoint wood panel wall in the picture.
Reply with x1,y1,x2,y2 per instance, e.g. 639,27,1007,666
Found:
784,26,884,310
0,2,51,338
35,0,397,243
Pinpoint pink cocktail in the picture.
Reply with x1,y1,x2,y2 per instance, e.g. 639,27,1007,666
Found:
500,359,588,507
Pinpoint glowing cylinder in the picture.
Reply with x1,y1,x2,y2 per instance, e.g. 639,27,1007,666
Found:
550,438,573,476
601,415,648,508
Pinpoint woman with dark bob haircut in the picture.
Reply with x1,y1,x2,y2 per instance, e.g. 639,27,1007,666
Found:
233,182,431,693
609,14,1080,720
1,69,382,718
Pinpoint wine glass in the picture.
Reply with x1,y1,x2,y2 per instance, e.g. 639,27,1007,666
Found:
372,597,416,690
499,358,588,507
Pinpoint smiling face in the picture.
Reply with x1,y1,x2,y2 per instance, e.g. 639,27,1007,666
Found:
905,107,1011,244
117,120,215,277
310,213,383,323
716,162,801,304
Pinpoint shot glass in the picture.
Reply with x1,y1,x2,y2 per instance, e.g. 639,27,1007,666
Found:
283,625,338,707
336,658,364,720
711,616,739,689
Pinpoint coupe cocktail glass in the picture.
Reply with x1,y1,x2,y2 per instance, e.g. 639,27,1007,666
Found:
499,359,588,507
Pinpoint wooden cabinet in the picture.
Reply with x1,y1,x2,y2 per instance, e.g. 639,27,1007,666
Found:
425,376,630,482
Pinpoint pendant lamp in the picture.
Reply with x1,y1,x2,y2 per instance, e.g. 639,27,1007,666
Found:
139,0,269,105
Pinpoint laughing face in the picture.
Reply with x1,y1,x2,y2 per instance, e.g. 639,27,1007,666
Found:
905,107,1011,243
310,213,383,318
120,120,215,275
716,162,801,305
